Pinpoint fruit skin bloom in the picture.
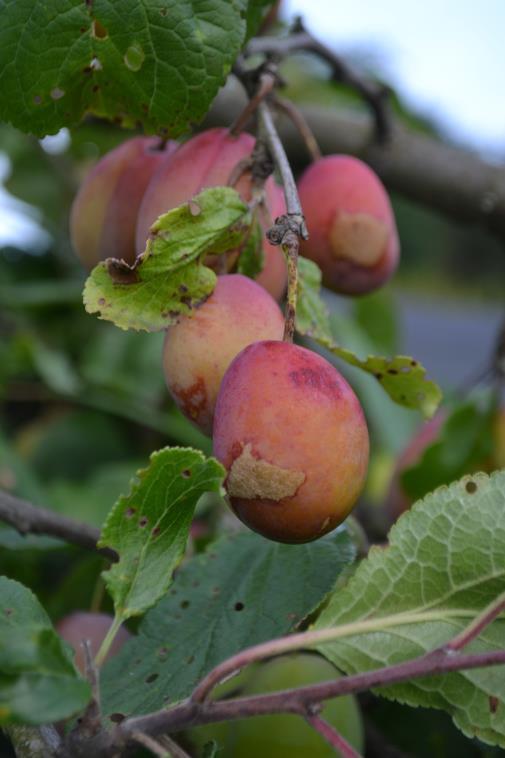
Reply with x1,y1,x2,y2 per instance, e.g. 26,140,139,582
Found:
162,275,284,436
298,155,399,295
213,341,369,543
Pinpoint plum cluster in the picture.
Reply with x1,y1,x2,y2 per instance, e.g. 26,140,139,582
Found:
69,129,405,543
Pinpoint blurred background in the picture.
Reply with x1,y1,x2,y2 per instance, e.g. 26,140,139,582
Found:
0,3,504,755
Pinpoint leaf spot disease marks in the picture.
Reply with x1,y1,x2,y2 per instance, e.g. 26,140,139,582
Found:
124,43,145,72
50,87,65,100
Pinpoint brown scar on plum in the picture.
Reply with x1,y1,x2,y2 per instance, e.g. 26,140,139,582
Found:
330,212,387,267
227,443,305,501
173,377,208,422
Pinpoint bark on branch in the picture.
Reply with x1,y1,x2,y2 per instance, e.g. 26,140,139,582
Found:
206,82,505,240
0,489,117,562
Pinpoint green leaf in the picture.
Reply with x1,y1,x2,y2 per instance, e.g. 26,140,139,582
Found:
0,0,249,137
315,470,505,748
352,290,399,355
401,395,497,502
296,257,442,418
237,215,264,278
0,577,90,725
101,529,355,716
84,187,251,332
244,0,276,39
99,447,225,620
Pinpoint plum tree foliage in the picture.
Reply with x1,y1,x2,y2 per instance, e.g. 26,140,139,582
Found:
0,1,504,757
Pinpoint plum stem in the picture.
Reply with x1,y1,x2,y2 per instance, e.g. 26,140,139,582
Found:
305,713,363,757
229,70,277,137
274,95,322,162
257,99,305,220
282,230,299,341
246,20,391,144
257,97,308,342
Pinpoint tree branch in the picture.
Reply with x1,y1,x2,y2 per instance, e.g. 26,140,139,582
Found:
118,646,505,740
247,26,391,142
205,82,505,241
5,725,61,758
0,489,117,562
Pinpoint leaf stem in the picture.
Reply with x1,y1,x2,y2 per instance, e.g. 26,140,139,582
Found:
94,614,123,668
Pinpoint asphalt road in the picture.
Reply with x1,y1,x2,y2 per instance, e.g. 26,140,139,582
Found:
396,294,504,389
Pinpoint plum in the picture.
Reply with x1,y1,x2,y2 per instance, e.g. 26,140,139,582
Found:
386,412,445,521
163,275,284,436
298,155,399,295
187,653,364,758
213,341,369,543
136,127,287,300
70,136,177,268
56,611,130,673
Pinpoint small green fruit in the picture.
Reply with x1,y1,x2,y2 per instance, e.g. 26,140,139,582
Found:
187,653,364,757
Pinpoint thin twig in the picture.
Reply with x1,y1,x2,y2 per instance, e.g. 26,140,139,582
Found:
119,646,505,739
192,593,505,703
159,735,192,758
229,70,277,136
247,26,391,142
81,639,101,730
257,98,305,219
130,731,170,757
274,96,322,162
0,489,117,562
306,713,363,757
445,590,505,652
205,91,505,241
256,97,307,341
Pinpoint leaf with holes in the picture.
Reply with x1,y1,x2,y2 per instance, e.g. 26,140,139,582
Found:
0,577,90,725
296,257,442,417
315,470,505,748
0,0,257,137
101,528,355,716
83,187,251,332
98,447,225,620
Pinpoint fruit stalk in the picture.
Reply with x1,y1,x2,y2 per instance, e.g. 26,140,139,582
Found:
257,98,308,341
305,713,362,758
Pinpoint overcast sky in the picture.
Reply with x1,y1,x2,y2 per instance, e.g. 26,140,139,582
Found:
283,0,505,159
